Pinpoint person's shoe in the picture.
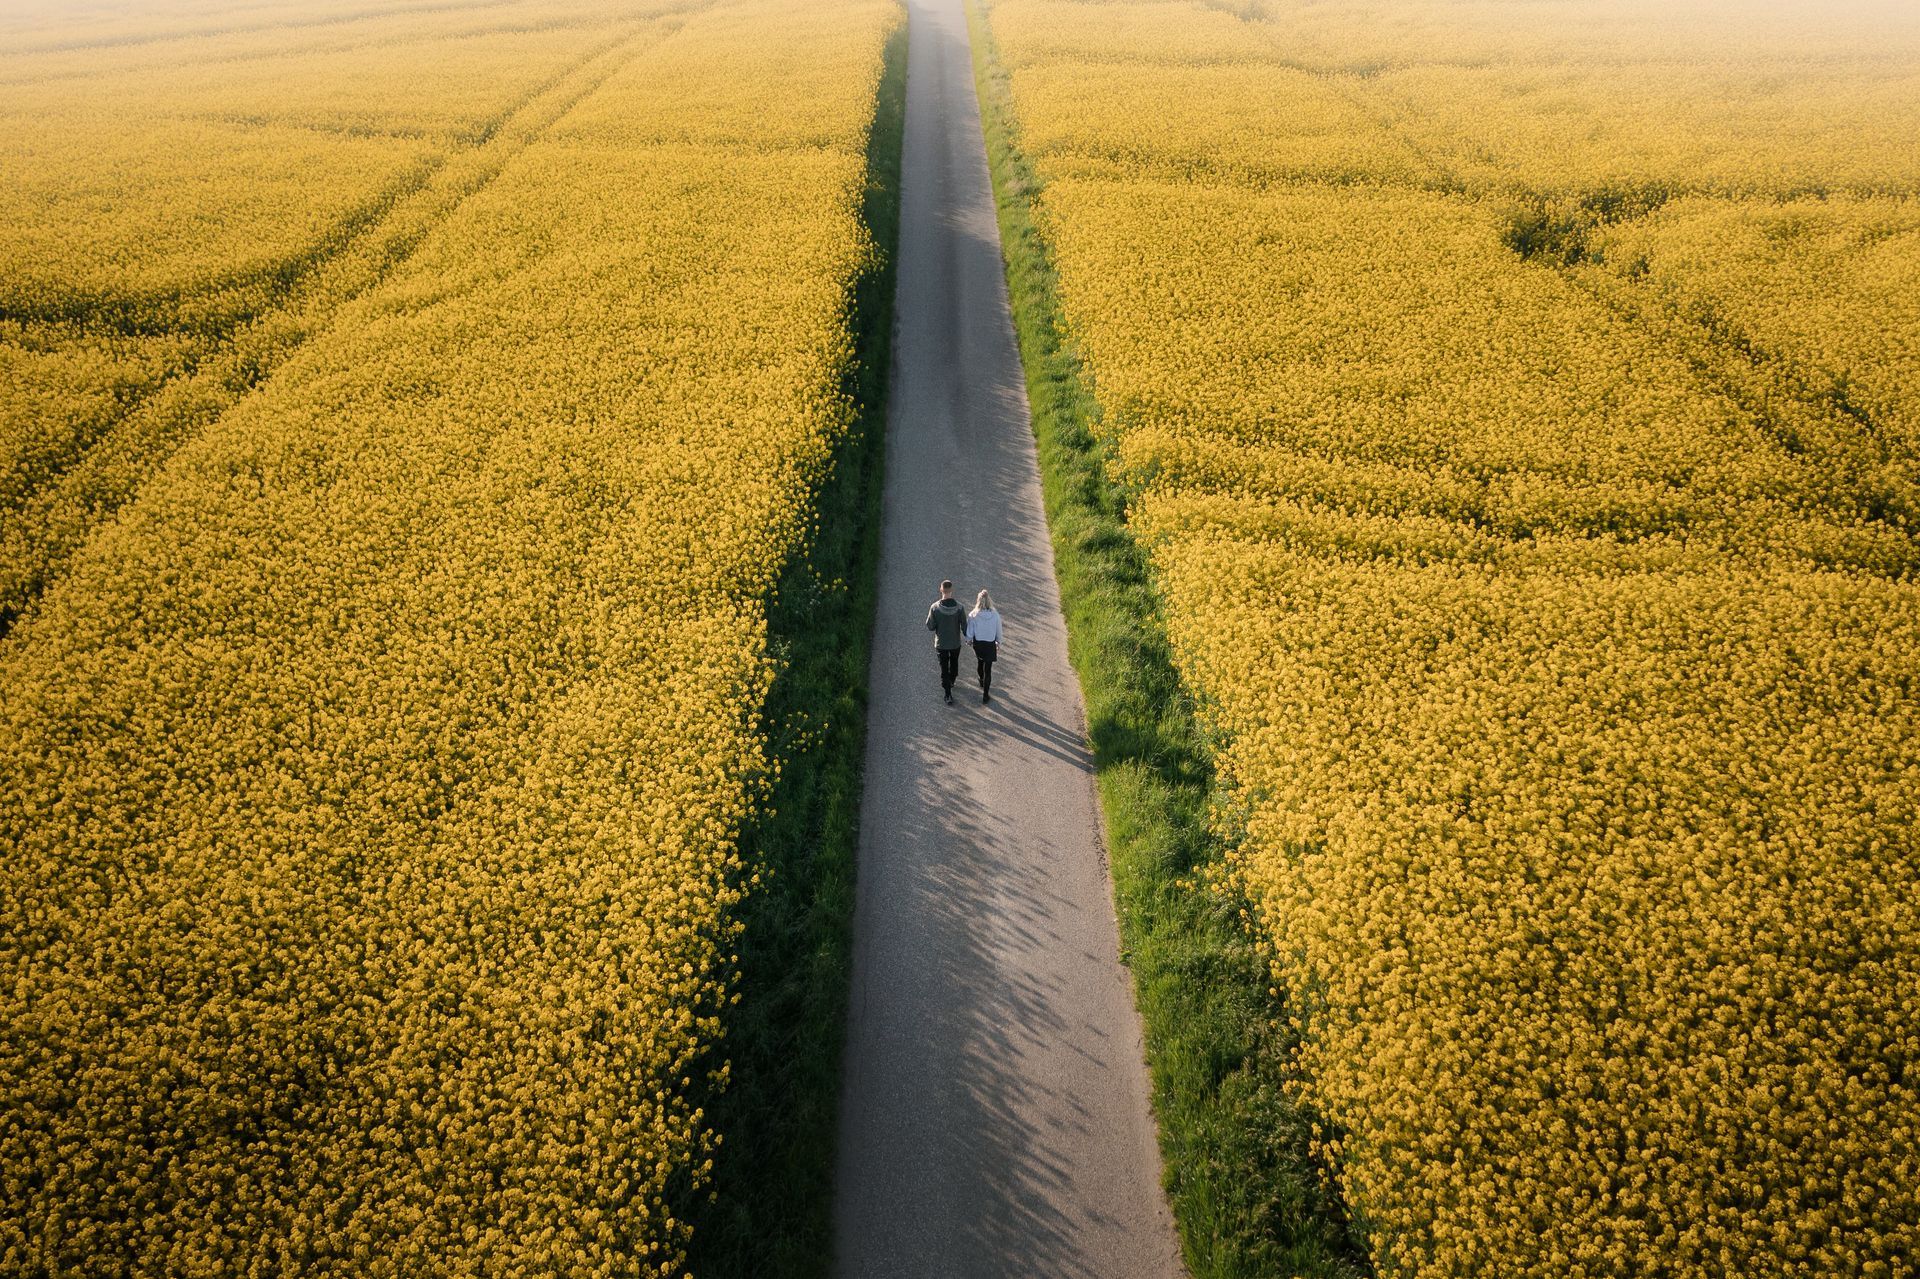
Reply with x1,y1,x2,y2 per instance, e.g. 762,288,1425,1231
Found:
944,690,954,705
982,690,990,703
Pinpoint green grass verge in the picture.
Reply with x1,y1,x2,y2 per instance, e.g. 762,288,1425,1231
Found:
962,6,1371,1277
683,23,906,1278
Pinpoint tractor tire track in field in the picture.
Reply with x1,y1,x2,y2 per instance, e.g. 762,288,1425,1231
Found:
0,11,699,641
830,1,1184,1275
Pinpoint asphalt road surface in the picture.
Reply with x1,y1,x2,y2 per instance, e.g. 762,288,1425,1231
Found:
829,0,1185,1275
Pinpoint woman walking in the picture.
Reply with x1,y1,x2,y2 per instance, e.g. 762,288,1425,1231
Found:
967,589,1002,703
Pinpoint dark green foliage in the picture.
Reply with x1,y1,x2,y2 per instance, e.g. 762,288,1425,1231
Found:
1501,182,1672,265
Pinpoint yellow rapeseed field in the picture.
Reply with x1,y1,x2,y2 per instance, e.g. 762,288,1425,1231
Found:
982,0,1920,1274
0,0,708,625
0,0,896,1273
1588,196,1920,467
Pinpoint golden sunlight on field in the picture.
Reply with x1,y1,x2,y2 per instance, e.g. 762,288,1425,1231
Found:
0,1,895,1273
981,0,1920,1274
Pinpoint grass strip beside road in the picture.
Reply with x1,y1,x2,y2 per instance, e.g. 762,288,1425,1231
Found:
963,5,1370,1276
683,21,907,1279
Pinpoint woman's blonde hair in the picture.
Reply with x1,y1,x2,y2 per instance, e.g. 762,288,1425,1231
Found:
975,589,995,612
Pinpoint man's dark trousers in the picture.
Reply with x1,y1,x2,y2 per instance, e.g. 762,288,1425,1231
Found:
938,647,960,694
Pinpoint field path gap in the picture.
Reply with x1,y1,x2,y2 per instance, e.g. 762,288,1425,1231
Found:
829,1,1185,1274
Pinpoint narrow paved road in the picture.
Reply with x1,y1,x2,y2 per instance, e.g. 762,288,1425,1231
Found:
830,1,1184,1275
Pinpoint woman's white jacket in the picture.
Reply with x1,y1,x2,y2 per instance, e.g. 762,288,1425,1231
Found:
967,609,1001,643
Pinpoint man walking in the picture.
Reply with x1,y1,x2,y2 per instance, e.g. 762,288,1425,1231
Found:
925,579,968,705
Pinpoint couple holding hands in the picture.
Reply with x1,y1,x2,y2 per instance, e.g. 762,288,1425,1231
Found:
924,579,1001,706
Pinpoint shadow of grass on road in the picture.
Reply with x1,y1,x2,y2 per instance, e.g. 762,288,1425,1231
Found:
681,22,907,1279
963,4,1373,1277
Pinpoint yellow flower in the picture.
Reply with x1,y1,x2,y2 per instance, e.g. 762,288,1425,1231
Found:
985,0,1920,1273
0,0,898,1274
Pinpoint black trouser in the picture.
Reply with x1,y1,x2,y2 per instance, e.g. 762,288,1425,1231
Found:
938,646,960,693
973,640,996,694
